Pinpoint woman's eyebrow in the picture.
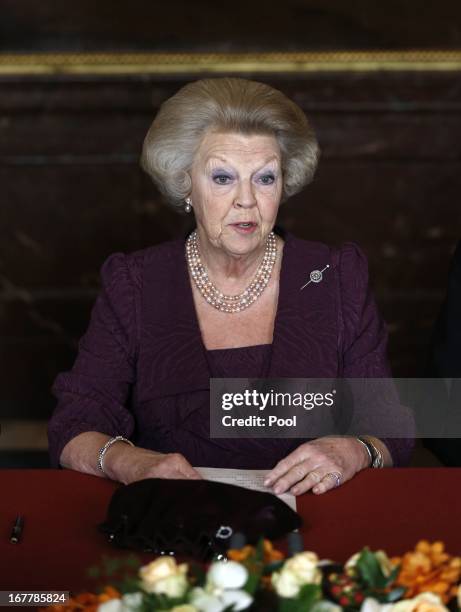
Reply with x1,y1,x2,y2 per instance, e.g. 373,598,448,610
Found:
206,156,232,168
255,156,280,169
205,154,280,170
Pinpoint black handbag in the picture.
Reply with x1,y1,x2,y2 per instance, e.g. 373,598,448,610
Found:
99,478,302,560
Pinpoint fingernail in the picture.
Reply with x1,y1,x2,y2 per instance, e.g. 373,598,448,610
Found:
291,487,299,495
274,485,283,495
264,478,271,487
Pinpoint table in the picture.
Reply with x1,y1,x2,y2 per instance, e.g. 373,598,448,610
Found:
2,468,461,596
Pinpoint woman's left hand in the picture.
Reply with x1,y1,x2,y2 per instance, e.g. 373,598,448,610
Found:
263,437,369,496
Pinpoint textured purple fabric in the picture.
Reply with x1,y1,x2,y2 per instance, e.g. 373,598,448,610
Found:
48,231,414,469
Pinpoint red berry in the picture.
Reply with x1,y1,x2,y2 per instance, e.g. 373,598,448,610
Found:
354,593,364,603
339,596,350,606
331,586,342,596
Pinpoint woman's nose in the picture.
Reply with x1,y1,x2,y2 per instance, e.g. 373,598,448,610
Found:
234,181,257,208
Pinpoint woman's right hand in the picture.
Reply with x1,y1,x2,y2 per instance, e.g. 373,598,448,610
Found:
104,443,203,485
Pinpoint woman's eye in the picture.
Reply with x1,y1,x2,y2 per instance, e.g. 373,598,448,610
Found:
259,174,275,185
213,174,232,185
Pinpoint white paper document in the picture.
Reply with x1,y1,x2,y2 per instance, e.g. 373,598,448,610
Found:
195,466,297,511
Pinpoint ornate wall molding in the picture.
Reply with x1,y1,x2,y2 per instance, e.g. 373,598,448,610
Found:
1,50,461,75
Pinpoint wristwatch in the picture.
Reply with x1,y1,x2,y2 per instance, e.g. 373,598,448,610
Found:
356,436,384,468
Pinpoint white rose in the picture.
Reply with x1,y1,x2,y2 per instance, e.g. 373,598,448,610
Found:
206,561,248,590
284,552,322,584
272,551,322,598
272,568,303,598
139,557,188,598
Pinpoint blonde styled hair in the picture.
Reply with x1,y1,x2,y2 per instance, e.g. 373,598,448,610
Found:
141,77,319,209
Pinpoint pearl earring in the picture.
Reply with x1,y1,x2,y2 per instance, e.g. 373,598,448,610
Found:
184,197,192,213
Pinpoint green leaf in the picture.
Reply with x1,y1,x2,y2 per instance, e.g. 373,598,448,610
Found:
141,591,188,611
243,571,262,596
254,538,265,563
118,576,141,594
297,584,322,605
356,549,388,590
278,584,321,612
278,597,301,612
387,564,401,585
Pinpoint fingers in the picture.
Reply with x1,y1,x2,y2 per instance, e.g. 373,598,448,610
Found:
290,470,324,495
176,462,203,480
264,438,362,496
264,447,309,489
264,448,344,496
272,463,318,495
310,471,342,495
271,467,343,496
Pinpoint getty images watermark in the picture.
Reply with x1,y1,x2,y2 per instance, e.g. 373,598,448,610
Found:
220,388,337,429
209,378,461,439
210,378,345,439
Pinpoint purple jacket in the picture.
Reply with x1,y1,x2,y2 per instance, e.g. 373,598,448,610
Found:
49,232,414,468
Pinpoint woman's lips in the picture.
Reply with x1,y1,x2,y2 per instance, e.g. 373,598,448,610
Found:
231,221,258,234
230,222,258,234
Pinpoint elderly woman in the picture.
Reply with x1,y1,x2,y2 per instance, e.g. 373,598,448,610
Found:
48,78,413,496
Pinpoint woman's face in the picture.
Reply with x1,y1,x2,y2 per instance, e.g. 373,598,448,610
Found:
189,131,283,258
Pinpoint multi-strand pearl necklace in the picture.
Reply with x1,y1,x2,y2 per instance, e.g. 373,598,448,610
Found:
186,230,277,313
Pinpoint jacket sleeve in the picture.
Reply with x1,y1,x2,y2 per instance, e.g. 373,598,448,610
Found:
337,243,415,466
47,252,142,468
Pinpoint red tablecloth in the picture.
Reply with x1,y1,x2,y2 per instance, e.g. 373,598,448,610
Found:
1,468,461,594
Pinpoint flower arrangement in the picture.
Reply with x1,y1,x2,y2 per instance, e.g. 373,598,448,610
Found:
40,540,461,612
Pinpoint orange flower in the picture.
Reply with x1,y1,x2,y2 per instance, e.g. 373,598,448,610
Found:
392,541,461,603
263,539,285,562
227,539,285,564
228,545,255,562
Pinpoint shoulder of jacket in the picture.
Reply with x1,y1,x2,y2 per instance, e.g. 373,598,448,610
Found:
101,238,184,291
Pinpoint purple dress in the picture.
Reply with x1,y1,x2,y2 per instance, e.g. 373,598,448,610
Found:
48,231,414,468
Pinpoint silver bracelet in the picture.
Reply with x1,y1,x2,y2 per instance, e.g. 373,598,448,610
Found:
356,436,384,468
355,437,373,467
97,435,134,475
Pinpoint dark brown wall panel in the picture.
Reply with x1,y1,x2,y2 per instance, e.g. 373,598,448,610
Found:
2,1,461,52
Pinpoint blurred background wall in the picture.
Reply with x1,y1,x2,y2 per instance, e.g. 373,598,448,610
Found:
1,0,461,465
